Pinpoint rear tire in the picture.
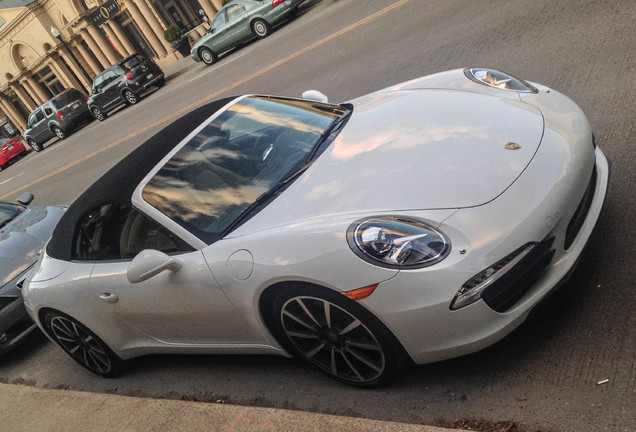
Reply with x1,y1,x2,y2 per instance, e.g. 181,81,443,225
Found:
251,19,271,38
122,89,139,105
27,139,43,152
52,126,66,140
91,107,107,121
271,284,406,387
44,310,125,377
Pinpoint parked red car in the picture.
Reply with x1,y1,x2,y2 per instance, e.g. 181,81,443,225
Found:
0,137,27,171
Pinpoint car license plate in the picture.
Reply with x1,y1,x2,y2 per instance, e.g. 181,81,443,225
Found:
72,103,80,109
146,73,153,79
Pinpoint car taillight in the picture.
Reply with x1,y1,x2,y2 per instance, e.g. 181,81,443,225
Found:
125,72,134,80
273,0,284,6
56,111,64,119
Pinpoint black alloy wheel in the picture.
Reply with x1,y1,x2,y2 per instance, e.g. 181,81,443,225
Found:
251,19,271,38
91,107,106,121
44,311,124,377
28,139,43,152
199,47,217,65
122,89,139,105
272,285,406,387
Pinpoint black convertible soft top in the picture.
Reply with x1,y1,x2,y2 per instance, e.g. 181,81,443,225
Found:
47,97,236,262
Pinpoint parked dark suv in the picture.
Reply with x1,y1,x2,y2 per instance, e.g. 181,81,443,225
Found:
23,88,91,152
88,54,165,121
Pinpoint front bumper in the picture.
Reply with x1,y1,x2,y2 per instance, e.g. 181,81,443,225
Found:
0,267,38,354
361,145,609,365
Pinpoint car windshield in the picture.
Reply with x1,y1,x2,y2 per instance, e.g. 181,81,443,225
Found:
0,202,24,228
0,138,11,146
142,96,347,243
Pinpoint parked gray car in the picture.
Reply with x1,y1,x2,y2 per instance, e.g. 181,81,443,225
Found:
23,88,92,152
191,0,306,65
0,193,65,354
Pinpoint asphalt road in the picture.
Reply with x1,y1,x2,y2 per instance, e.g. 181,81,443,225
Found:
1,1,634,431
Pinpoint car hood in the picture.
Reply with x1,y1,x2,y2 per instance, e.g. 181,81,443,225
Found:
0,206,65,287
235,89,544,234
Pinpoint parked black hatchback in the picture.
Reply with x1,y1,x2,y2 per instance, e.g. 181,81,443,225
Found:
23,88,91,152
88,54,165,121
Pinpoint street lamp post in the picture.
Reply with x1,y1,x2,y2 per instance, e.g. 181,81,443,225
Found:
50,26,93,89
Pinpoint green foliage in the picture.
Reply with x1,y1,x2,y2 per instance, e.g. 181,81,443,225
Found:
164,24,183,43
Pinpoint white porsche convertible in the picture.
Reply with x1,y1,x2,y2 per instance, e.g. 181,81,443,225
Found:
23,68,609,386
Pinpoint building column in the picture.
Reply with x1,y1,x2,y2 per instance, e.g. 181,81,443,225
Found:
209,0,223,12
198,0,218,21
126,1,167,56
81,29,110,69
49,54,83,91
106,21,135,57
75,41,101,76
102,22,128,57
12,85,37,112
0,99,26,131
26,77,50,102
20,80,43,106
131,0,171,52
58,51,93,91
87,25,120,65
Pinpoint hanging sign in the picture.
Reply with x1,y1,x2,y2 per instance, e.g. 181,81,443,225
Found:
86,0,123,26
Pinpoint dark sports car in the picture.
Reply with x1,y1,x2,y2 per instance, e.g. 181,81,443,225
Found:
0,193,65,353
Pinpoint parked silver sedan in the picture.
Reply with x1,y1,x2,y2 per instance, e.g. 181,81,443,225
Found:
191,0,306,65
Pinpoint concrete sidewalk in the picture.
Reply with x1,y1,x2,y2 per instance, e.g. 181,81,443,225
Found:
0,383,458,432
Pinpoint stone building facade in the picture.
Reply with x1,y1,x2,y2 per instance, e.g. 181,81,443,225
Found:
0,0,226,136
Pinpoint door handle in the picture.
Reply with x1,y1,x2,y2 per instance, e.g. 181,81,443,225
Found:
98,292,119,303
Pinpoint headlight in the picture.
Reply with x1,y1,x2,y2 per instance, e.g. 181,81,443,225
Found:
464,67,537,93
347,216,450,269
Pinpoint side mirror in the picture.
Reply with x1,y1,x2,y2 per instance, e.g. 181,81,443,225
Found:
91,88,98,95
17,192,34,206
301,90,329,103
127,249,182,283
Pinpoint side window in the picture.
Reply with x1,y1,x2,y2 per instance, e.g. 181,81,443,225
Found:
35,110,45,122
93,74,105,91
43,106,53,116
226,4,246,22
73,203,190,261
27,112,37,127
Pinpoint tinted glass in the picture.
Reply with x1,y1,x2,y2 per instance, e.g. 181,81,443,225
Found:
142,96,344,243
0,138,11,145
121,55,146,70
0,202,23,227
73,203,187,261
51,90,83,108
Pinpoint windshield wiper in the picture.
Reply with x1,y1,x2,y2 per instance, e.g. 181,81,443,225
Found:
306,104,352,162
220,161,315,237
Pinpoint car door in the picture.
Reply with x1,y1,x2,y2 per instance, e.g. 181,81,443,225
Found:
223,3,252,46
93,70,123,111
77,203,253,344
27,108,51,143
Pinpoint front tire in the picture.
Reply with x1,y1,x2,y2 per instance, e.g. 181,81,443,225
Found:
272,284,406,387
44,311,125,377
122,89,139,105
251,19,271,38
27,138,43,152
199,47,217,65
